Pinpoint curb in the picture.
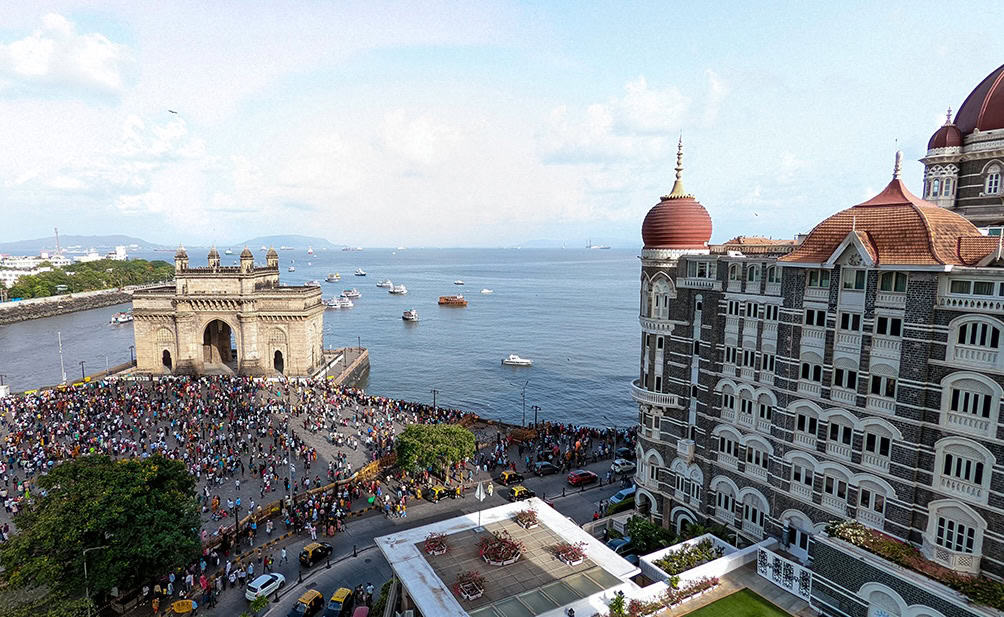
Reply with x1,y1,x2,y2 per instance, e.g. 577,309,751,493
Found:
259,544,377,616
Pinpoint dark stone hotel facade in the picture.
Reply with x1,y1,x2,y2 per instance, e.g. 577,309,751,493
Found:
632,66,1004,617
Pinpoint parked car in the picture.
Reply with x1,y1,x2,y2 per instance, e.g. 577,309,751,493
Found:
497,470,524,486
615,447,636,460
606,536,634,556
567,469,598,486
245,573,286,601
288,590,325,617
611,458,636,474
324,587,354,617
534,461,559,476
507,485,537,501
299,542,334,567
606,486,636,514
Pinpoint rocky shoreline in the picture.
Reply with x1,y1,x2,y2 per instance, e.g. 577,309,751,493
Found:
0,289,132,325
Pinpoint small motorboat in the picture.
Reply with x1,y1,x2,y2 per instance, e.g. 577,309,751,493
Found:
288,259,295,272
307,246,314,255
454,280,465,285
354,268,367,276
224,248,233,255
502,354,533,367
402,309,418,322
337,297,354,308
306,280,321,287
481,289,494,294
376,279,392,288
307,261,312,266
389,284,408,295
342,288,361,298
326,273,341,282
110,311,133,324
325,297,341,309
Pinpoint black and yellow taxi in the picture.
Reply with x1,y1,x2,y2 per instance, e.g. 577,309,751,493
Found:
427,485,449,503
287,589,324,617
506,484,536,502
299,542,334,568
168,600,198,615
497,470,524,486
324,587,354,617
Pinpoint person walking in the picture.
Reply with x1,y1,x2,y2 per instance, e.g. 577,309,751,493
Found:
281,547,288,564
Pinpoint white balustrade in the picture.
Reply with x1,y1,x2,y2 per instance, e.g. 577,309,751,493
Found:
746,465,768,482
798,380,821,397
737,412,755,428
871,336,902,361
938,294,1004,315
945,411,991,435
939,476,985,500
834,331,861,353
954,345,999,367
856,508,885,530
640,315,674,332
740,366,755,381
721,407,737,423
759,372,775,386
790,482,813,500
830,387,856,405
861,452,889,472
821,494,847,516
725,316,741,332
716,507,735,525
718,453,739,469
875,292,907,308
866,395,896,414
756,418,772,434
804,287,828,301
678,277,722,291
826,441,852,461
801,327,826,351
761,321,778,339
766,282,781,296
922,538,981,575
630,380,681,407
793,432,817,449
742,519,764,539
727,280,743,293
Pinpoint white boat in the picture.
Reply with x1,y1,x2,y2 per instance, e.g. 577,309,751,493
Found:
389,284,408,295
224,248,233,255
402,309,418,322
288,259,295,272
307,246,314,255
110,311,133,324
454,280,464,285
306,280,321,287
325,297,341,309
342,288,361,298
307,261,312,266
354,268,367,276
376,279,392,288
337,297,354,308
481,288,494,294
502,354,533,367
326,273,341,282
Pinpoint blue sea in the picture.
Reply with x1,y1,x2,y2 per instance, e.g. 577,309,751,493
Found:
0,248,642,428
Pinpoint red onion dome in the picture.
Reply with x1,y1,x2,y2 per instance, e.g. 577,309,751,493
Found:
641,138,713,250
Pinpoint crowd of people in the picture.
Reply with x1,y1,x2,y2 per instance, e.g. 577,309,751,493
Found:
0,373,635,611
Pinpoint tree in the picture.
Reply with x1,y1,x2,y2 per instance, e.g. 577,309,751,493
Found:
0,455,201,600
625,515,676,554
240,595,270,617
395,424,476,473
0,595,92,617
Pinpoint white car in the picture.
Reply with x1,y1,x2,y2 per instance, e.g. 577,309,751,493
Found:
611,458,636,474
245,572,286,601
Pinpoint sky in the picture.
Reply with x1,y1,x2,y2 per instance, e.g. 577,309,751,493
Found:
1,1,1003,248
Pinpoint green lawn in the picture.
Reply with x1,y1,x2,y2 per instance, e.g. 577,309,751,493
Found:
682,588,791,617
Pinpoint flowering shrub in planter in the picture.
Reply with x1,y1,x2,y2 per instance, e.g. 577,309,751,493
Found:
592,577,720,617
664,576,719,606
424,531,448,556
550,541,586,566
479,530,524,566
513,507,539,529
826,520,1004,610
452,570,485,601
653,538,725,575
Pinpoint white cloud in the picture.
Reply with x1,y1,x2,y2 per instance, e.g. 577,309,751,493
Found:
0,13,129,94
703,70,728,126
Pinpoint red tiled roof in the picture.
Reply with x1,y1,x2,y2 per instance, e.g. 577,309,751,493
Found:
927,122,962,149
955,63,1004,135
780,178,987,266
959,236,1001,265
721,236,796,246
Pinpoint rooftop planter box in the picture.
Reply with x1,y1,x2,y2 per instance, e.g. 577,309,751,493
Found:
550,541,586,566
653,538,725,576
512,507,539,530
424,531,448,556
479,530,523,566
826,521,1004,611
452,570,485,601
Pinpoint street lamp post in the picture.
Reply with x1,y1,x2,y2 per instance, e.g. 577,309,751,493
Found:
431,388,439,413
83,545,110,617
79,360,86,380
129,345,135,364
530,405,540,427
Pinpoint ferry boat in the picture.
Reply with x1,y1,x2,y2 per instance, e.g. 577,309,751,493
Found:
388,284,408,295
586,239,611,250
376,279,392,288
326,273,341,282
110,311,133,324
502,354,533,367
306,280,321,287
306,246,314,255
354,268,367,276
402,309,418,322
224,248,233,255
454,280,464,285
438,295,467,307
342,288,361,298
280,246,294,250
288,264,295,272
325,297,341,309
337,297,354,308
481,288,494,294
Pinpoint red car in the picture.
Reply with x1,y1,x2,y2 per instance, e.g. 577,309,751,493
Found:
567,470,598,487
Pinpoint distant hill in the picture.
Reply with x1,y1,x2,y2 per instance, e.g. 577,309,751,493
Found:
0,234,168,255
236,235,340,250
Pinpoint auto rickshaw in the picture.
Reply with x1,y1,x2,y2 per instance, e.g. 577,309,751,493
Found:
427,485,448,503
168,599,198,615
507,485,536,502
498,470,523,486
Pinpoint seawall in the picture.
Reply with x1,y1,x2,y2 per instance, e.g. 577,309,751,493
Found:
0,289,132,325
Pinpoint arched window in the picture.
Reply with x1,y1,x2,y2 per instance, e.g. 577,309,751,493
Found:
820,464,851,515
756,392,773,432
739,489,769,538
747,265,760,282
943,177,953,196
766,266,780,283
934,437,994,504
728,263,742,281
878,272,907,293
924,500,986,574
931,178,941,197
949,316,1003,369
792,402,820,448
786,452,816,500
650,278,673,319
855,475,895,530
825,412,855,460
720,383,736,415
940,372,1001,438
860,418,899,472
863,584,906,617
986,164,1001,195
711,477,738,524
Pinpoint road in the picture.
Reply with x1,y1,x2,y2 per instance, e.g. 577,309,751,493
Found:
197,457,632,617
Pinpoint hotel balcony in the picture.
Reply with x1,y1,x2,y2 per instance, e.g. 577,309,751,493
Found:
766,282,781,296
834,331,861,354
742,520,764,540
678,277,721,291
800,326,826,352
721,407,736,423
866,395,896,414
756,417,772,434
639,315,675,333
938,476,985,501
821,494,847,516
746,465,768,482
758,371,775,386
790,482,813,500
793,432,817,449
922,538,981,575
826,441,853,461
715,506,735,526
938,293,1004,315
861,452,890,473
804,287,828,301
717,452,739,470
797,380,821,398
737,412,755,429
630,380,681,408
856,507,885,530
953,345,999,367
875,291,907,308
871,336,902,362
945,410,992,435
830,387,857,405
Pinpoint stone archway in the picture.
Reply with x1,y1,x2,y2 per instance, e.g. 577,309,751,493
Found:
274,350,285,374
162,350,173,372
202,319,237,370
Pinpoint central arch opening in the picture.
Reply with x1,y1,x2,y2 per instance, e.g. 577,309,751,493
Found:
274,350,285,374
162,350,172,371
202,320,237,372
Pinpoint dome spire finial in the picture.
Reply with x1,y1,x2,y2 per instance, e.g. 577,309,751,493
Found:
663,133,692,199
946,107,953,125
893,150,903,180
